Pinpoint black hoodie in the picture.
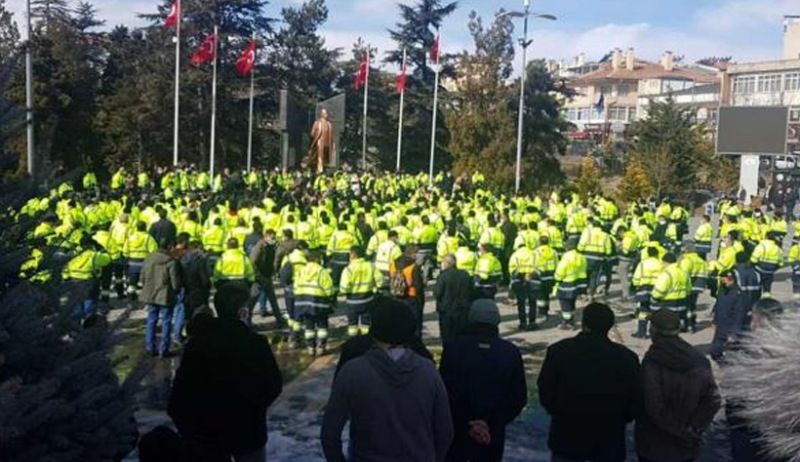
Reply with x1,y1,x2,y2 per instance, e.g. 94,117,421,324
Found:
635,336,721,462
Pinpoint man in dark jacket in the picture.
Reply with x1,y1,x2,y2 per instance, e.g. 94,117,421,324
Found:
141,237,182,358
250,228,286,326
321,297,454,462
168,282,282,462
636,310,721,462
149,206,177,247
538,302,640,462
180,238,211,325
733,251,761,330
435,254,473,342
273,228,299,271
500,213,518,285
710,270,749,362
440,299,527,462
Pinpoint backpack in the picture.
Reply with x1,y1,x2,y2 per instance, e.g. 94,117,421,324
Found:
389,264,412,297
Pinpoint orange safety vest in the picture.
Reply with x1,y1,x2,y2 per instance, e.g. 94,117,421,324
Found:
389,261,418,298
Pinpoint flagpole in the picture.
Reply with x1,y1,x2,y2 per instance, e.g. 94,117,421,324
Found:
25,0,34,177
361,51,369,170
396,48,406,173
246,33,255,172
172,0,180,167
429,35,441,185
209,25,218,178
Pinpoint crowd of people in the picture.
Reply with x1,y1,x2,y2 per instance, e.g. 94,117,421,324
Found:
12,164,800,461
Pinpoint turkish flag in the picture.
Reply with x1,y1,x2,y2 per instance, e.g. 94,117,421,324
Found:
191,33,218,65
354,52,369,90
430,33,440,64
236,39,257,76
164,0,179,28
396,56,407,93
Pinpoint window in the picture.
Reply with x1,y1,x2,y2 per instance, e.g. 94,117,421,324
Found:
615,84,630,97
566,108,578,121
757,74,782,93
628,107,639,121
786,73,800,91
599,85,611,96
576,107,590,121
733,76,756,94
609,106,629,121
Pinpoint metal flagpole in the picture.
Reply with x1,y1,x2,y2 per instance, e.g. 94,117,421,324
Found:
429,35,441,185
361,51,369,170
396,48,406,173
246,33,255,172
25,0,34,176
172,0,181,167
514,1,530,194
209,25,218,178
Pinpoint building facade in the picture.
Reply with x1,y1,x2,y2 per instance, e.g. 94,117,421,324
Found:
562,48,717,142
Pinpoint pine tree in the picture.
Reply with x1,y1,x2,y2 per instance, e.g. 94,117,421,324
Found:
573,156,602,200
617,158,653,204
0,0,20,58
386,0,457,173
0,50,140,462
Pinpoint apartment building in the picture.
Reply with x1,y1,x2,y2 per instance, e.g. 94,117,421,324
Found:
563,48,717,141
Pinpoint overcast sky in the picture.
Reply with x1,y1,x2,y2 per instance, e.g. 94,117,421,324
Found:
5,0,796,69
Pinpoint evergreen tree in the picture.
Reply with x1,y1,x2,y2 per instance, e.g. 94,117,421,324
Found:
518,60,574,191
573,156,602,200
386,0,457,173
617,158,653,203
0,0,19,58
447,9,517,190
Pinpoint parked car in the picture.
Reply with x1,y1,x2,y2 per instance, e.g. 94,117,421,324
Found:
774,155,800,170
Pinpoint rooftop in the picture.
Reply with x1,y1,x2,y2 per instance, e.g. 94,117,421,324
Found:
569,59,718,85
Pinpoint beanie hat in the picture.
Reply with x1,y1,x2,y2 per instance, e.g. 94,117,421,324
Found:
650,309,681,337
371,298,416,346
469,299,501,326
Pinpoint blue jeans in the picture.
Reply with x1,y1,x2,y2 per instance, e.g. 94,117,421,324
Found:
172,290,186,343
146,304,174,355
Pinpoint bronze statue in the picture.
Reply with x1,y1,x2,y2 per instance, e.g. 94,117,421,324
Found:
307,108,335,173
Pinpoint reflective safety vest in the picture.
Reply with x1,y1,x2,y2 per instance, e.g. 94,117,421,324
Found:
789,243,800,275
619,231,640,260
479,227,505,252
202,226,226,253
651,263,692,310
109,222,130,257
137,172,150,188
714,243,743,274
296,221,317,244
110,170,125,190
63,250,111,280
577,226,612,263
533,245,559,275
389,261,418,298
633,257,663,298
375,240,402,273
367,229,389,256
436,235,459,261
340,258,381,304
294,262,334,312
179,220,203,242
751,239,784,273
328,230,357,256
213,248,255,283
93,230,121,260
679,253,709,292
554,250,588,298
455,246,478,276
514,229,540,250
315,224,335,249
509,247,535,277
124,231,157,260
228,226,251,248
413,225,438,246
392,226,413,246
542,225,564,251
694,222,713,245
475,253,502,283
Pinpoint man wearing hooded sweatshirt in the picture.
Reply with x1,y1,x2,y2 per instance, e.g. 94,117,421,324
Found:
635,310,721,462
439,299,527,462
321,297,454,462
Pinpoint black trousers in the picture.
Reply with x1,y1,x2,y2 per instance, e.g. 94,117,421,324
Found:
446,430,506,462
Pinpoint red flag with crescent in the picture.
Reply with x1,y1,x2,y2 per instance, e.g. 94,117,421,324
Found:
354,52,369,90
236,39,257,76
430,32,440,64
191,33,218,65
396,52,407,93
164,0,179,28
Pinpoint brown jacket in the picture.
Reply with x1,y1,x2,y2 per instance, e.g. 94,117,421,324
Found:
140,251,181,307
635,336,721,462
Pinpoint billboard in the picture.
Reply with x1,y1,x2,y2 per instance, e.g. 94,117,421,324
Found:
717,106,789,156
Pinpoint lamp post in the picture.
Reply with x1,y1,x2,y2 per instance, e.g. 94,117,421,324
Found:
26,0,34,177
500,2,556,193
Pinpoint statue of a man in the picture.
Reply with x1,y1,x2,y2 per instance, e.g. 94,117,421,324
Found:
308,108,335,173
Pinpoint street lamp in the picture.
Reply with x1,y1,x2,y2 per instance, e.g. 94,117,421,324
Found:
499,2,557,194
